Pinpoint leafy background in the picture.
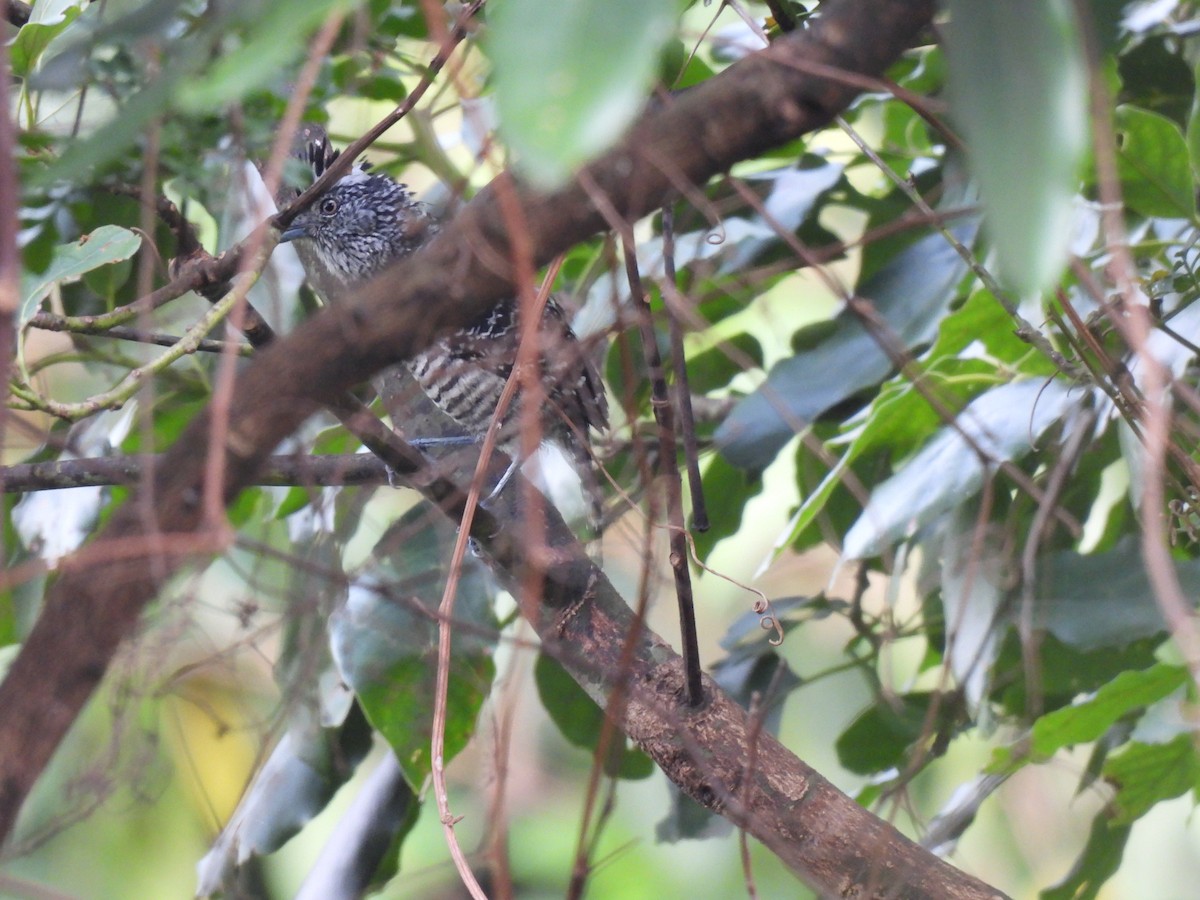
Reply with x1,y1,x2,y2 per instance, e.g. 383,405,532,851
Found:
6,0,1200,897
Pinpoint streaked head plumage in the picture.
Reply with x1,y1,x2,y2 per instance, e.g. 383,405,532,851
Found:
279,138,436,287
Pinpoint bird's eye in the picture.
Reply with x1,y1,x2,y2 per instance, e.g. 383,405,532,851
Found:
319,198,338,216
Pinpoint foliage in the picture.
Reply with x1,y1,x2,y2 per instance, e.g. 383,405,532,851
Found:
6,0,1200,897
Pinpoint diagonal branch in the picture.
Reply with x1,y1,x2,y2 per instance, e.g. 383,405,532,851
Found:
0,2,1007,896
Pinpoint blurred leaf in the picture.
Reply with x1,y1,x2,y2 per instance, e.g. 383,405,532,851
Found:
330,510,498,788
196,703,375,896
930,288,1054,372
18,225,142,326
534,651,653,779
691,452,761,560
273,485,314,520
1104,733,1200,825
1112,105,1195,218
991,664,1187,774
836,693,932,775
656,789,729,842
992,633,1163,722
1030,665,1186,758
81,256,134,302
177,0,343,112
658,36,715,89
944,0,1087,295
1118,36,1194,125
1041,814,1132,900
843,379,1079,559
684,333,762,395
774,347,999,560
1037,538,1200,650
716,223,977,471
356,649,493,787
1188,61,1200,185
487,0,677,187
9,0,85,78
938,504,1005,713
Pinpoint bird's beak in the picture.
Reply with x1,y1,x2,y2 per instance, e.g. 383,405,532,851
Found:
279,225,307,243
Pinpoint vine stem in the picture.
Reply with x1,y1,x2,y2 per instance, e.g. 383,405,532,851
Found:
429,252,561,900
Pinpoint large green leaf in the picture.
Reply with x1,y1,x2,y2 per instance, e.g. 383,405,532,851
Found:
842,378,1079,559
773,284,1032,562
1037,538,1200,651
534,651,653,780
330,511,499,788
1030,664,1186,758
18,225,143,326
177,0,345,112
943,0,1087,295
1113,104,1196,219
991,664,1187,774
487,0,677,187
1104,733,1200,825
715,223,978,471
836,693,934,775
1041,814,1132,900
9,0,86,78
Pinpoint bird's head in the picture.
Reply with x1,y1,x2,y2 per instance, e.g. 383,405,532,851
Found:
280,156,436,289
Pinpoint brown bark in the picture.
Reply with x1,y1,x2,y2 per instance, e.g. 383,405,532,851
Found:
0,1,1006,896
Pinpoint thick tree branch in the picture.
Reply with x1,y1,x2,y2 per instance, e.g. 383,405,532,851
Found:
0,2,1000,896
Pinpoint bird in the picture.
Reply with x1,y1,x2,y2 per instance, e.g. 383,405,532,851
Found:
278,136,609,523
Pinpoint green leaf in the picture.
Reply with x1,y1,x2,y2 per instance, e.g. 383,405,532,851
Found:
357,651,494,786
1187,61,1200,186
177,0,344,112
685,332,762,395
929,288,1052,373
944,0,1087,295
534,651,653,779
1037,538,1200,650
9,0,85,78
1115,104,1196,218
716,223,977,471
1104,733,1200,825
18,225,143,326
836,693,932,775
691,452,761,561
487,0,677,187
1028,665,1187,760
1041,814,1131,900
331,510,499,788
843,379,1078,559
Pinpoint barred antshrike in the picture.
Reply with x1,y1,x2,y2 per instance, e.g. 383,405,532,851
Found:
279,138,608,520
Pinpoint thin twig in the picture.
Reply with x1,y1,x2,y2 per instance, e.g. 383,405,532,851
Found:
35,321,251,354
273,0,485,231
660,204,709,531
0,33,20,516
203,7,346,531
427,233,560,900
624,238,704,707
16,252,274,421
0,453,393,492
1072,0,1200,690
836,113,1087,381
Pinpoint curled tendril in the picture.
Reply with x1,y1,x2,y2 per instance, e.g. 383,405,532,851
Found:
753,597,785,646
680,528,783,645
